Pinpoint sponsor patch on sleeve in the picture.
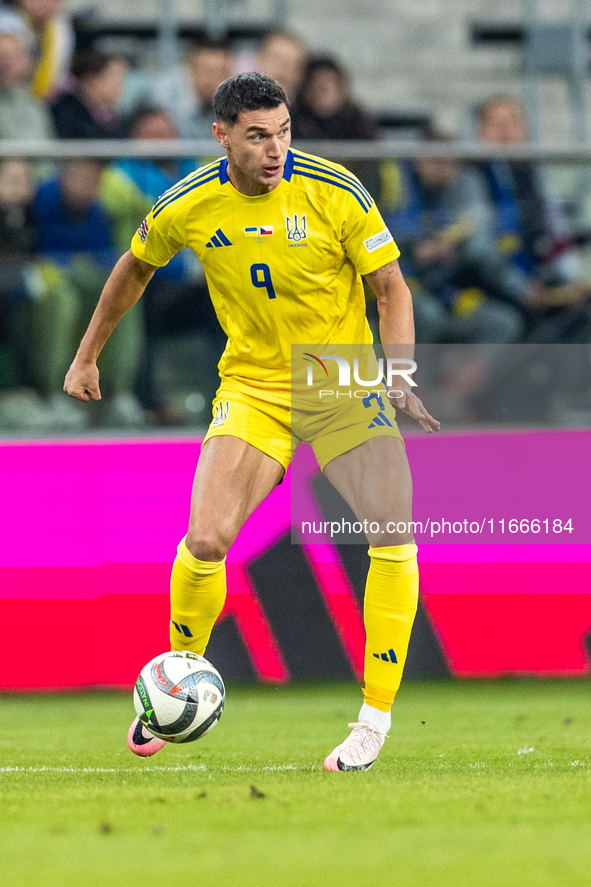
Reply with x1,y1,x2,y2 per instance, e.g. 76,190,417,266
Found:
137,218,150,244
364,228,394,253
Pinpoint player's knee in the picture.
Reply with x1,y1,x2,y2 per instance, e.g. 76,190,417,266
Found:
366,513,414,548
185,530,229,563
371,530,414,547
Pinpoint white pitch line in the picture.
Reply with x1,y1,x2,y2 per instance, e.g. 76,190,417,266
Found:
0,764,300,774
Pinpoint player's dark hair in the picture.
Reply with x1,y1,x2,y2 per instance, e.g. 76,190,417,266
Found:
213,72,289,125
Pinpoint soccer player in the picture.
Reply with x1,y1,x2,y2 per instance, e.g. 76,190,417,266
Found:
64,73,440,771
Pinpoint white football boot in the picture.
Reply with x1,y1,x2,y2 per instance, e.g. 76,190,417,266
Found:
323,721,387,772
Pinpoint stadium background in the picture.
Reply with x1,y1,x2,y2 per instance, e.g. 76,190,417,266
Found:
0,0,590,690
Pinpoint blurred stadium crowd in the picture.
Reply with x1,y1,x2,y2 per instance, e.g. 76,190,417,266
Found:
0,0,590,431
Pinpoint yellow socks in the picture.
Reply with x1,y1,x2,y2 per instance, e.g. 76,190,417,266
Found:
363,543,419,713
169,537,227,655
169,538,417,718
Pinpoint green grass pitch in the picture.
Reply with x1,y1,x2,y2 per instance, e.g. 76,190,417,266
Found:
1,681,590,887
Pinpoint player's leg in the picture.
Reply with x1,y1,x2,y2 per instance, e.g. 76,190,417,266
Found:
170,435,284,655
128,435,284,756
322,437,418,771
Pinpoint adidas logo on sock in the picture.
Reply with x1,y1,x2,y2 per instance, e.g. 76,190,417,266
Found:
373,649,397,663
171,621,193,638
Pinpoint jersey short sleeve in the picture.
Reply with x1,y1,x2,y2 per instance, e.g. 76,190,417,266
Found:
341,193,400,276
130,200,186,268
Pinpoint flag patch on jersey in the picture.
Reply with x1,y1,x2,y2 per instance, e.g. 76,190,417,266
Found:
206,228,233,248
244,226,273,236
137,218,149,244
364,228,394,253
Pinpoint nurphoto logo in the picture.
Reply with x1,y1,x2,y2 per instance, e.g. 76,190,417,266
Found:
302,353,417,399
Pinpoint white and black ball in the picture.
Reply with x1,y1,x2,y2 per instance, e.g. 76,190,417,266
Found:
133,651,225,743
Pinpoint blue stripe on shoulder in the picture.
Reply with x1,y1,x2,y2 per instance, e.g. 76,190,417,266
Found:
291,153,373,204
293,161,372,209
153,171,221,218
153,163,220,211
154,162,221,212
292,152,372,198
283,150,295,181
291,169,371,212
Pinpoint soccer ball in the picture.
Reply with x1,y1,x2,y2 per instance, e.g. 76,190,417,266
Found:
133,651,225,743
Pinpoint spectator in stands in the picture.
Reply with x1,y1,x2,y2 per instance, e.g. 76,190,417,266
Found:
0,10,54,138
0,155,40,420
0,157,87,430
475,95,591,340
100,105,209,422
291,55,376,141
256,30,307,103
101,105,196,259
291,55,379,193
50,49,128,139
35,159,116,266
34,160,147,425
385,132,527,344
10,0,74,98
152,37,231,141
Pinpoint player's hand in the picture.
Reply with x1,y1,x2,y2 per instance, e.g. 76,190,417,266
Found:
64,358,101,402
391,387,441,433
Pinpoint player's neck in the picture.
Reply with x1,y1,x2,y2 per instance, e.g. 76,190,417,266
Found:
226,160,279,197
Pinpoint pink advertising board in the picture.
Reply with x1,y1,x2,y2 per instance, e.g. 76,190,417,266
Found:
0,429,590,689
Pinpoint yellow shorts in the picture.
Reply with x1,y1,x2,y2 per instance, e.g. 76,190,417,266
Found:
202,376,404,472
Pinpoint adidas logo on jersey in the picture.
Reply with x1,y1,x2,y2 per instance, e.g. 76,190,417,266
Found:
206,228,233,248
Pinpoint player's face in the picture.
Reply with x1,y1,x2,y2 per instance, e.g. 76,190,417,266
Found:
214,104,291,194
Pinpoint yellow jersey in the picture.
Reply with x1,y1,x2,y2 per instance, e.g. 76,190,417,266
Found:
131,149,400,388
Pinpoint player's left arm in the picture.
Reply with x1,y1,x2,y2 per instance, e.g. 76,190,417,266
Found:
364,260,441,433
339,183,439,431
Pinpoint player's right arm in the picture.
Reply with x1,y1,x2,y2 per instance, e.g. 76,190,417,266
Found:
65,199,186,402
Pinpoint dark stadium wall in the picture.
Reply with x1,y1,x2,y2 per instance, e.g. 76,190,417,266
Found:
0,432,590,690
